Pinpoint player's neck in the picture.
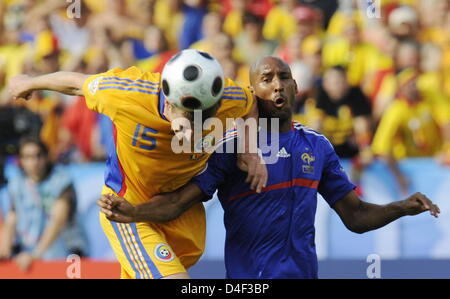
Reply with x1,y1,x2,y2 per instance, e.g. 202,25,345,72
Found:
279,116,292,133
264,116,292,133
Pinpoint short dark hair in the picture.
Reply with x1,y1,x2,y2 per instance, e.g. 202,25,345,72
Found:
243,12,265,27
327,65,347,75
178,100,222,123
18,136,49,157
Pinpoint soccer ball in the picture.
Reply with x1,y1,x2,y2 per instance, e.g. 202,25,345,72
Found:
161,49,225,111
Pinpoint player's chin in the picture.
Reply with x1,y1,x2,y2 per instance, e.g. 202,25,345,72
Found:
272,108,291,122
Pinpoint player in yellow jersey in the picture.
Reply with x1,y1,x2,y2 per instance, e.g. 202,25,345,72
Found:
9,49,267,279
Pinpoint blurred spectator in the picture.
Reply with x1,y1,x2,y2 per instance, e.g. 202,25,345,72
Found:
418,43,446,100
154,0,184,50
370,40,420,121
0,105,42,187
0,27,31,96
388,5,418,41
263,0,298,43
298,35,323,88
126,0,155,28
22,91,64,161
372,68,450,193
326,0,364,37
223,0,250,38
210,33,250,86
222,0,274,37
0,137,86,271
136,26,178,73
361,26,397,120
191,11,224,54
293,4,323,40
275,5,322,64
290,35,323,119
309,66,373,194
323,19,385,89
310,66,373,160
299,0,338,29
234,12,276,65
47,0,93,71
178,0,207,50
443,11,450,98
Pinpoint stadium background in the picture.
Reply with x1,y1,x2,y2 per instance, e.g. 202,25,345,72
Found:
1,0,450,278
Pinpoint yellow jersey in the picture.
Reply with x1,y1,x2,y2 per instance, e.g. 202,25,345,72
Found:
372,96,450,159
82,66,253,205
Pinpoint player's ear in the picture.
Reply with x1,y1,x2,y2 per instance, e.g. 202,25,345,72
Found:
164,99,174,119
165,99,175,112
248,85,255,95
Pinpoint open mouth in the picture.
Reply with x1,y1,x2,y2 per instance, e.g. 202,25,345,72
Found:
274,97,286,108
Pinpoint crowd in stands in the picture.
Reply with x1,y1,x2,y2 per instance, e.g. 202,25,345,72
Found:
0,0,449,262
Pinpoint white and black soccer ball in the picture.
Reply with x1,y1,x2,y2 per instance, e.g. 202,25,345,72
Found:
161,49,225,111
159,248,170,257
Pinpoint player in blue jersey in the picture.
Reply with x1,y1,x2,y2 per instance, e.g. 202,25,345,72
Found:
98,56,440,278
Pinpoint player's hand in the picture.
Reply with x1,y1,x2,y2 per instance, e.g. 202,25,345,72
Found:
15,252,34,272
237,152,268,193
9,75,34,101
97,194,137,223
401,192,440,218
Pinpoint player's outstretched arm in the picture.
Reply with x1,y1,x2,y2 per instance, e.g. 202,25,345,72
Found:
9,72,89,100
97,184,206,223
237,99,268,193
333,190,440,234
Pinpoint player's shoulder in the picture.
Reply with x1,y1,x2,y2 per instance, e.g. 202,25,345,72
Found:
222,78,249,100
216,78,253,118
84,66,161,99
292,121,333,150
103,66,161,84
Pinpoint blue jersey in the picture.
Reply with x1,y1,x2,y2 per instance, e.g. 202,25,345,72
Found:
192,122,355,279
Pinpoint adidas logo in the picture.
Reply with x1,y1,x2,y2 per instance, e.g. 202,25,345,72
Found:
277,147,291,158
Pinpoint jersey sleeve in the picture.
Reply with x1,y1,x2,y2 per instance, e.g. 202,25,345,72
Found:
430,92,450,126
191,145,237,201
216,78,254,121
82,66,157,120
371,101,403,157
318,137,356,207
50,166,74,200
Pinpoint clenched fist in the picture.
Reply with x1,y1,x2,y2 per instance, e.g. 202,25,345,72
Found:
9,75,34,101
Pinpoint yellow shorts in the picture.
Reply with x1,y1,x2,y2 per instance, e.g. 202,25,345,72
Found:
100,202,206,279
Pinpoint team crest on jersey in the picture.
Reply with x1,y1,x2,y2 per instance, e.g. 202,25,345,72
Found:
154,243,175,262
301,153,315,174
88,76,103,95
